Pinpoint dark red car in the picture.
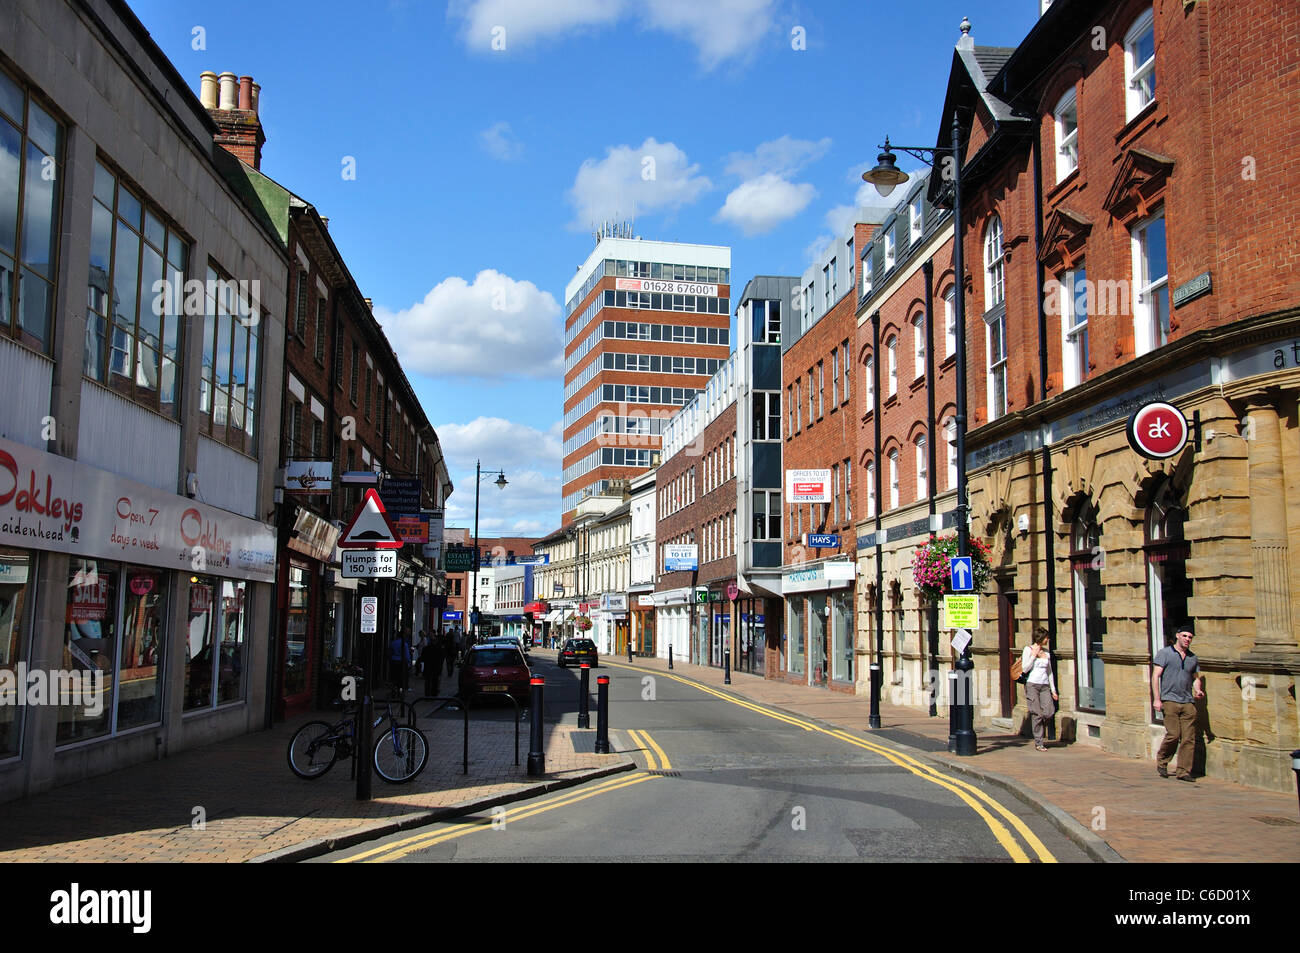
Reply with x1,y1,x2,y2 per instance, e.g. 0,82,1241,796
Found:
458,646,531,704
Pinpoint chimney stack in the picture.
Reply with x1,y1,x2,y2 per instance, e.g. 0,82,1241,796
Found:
202,70,266,171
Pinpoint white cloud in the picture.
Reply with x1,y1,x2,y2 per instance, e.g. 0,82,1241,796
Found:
714,173,816,236
639,0,780,67
374,270,562,380
449,0,776,66
480,121,523,161
449,0,626,51
568,137,712,228
723,135,832,179
437,417,564,535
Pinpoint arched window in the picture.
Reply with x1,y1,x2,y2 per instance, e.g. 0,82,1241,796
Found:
1146,480,1190,669
1070,503,1106,712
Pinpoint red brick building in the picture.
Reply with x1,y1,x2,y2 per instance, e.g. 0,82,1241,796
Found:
939,2,1300,789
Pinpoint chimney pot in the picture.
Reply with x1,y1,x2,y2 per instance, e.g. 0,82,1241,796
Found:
250,82,261,115
320,217,329,230
364,298,373,309
199,71,218,109
238,76,253,111
218,72,238,110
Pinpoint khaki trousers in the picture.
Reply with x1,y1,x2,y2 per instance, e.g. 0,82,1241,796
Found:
1025,682,1055,744
1157,700,1197,778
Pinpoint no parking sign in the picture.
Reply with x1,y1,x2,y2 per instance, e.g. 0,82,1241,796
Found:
361,597,378,634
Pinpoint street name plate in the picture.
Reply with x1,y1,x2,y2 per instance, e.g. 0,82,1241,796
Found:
342,550,398,578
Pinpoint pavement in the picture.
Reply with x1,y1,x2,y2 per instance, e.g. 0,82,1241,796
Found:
0,650,1296,863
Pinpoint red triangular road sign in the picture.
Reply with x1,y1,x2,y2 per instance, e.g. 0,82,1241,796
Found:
338,488,403,549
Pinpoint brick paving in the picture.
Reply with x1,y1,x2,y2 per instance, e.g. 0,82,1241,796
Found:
613,654,1300,863
0,701,632,863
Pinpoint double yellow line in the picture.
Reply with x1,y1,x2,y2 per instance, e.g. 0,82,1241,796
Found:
625,728,671,770
337,772,661,863
606,661,1056,863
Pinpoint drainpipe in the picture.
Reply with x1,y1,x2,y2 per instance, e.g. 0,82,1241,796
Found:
1032,110,1059,741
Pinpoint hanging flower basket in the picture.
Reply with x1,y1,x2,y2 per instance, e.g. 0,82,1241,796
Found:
574,615,593,631
911,533,993,604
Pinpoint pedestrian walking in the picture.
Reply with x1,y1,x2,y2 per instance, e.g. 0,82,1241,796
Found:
1152,622,1203,782
414,629,428,677
1021,627,1058,751
446,626,459,677
389,625,412,693
421,634,443,697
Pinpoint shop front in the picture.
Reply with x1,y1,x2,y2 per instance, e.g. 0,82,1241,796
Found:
630,592,655,656
0,436,276,802
276,505,339,718
781,561,857,691
652,587,694,662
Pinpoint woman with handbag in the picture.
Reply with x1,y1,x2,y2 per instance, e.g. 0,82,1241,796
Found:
1021,627,1058,751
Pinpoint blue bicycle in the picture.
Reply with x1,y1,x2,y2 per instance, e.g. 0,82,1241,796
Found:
287,699,428,783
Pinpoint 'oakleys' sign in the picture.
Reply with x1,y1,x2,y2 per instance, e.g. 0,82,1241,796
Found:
0,436,275,582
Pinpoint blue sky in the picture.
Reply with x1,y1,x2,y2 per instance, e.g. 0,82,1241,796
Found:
129,0,1041,536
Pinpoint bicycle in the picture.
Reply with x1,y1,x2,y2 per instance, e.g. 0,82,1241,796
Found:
287,699,429,783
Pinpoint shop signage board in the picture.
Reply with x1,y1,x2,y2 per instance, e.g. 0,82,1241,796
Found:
943,595,979,630
726,583,739,601
394,516,428,544
341,550,398,578
287,507,340,562
379,477,421,513
361,596,378,633
786,469,831,503
1126,401,1190,460
807,533,839,548
338,489,402,549
600,593,627,611
0,435,275,583
282,461,333,494
445,547,475,572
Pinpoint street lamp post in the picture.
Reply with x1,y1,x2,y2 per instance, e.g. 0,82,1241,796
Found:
863,111,977,756
471,460,508,643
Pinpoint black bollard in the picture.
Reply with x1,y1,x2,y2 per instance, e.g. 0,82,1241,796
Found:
947,671,958,752
723,648,731,685
668,645,674,670
628,638,633,663
953,651,977,756
356,691,373,800
527,676,545,776
1292,749,1300,820
578,663,591,729
868,662,882,729
595,675,610,754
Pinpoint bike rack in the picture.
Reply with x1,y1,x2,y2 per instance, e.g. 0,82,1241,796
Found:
411,693,523,774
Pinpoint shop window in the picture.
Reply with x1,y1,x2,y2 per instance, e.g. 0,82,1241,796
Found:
59,559,167,743
1070,504,1106,712
184,575,248,711
285,562,311,699
832,589,854,682
788,599,806,676
0,547,35,759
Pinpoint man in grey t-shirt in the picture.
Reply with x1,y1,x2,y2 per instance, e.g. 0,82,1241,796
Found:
1151,623,1203,782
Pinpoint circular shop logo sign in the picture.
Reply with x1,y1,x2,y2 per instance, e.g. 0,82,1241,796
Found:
1127,401,1189,459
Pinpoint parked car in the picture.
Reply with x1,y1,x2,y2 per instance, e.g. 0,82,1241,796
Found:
557,638,599,668
458,645,531,704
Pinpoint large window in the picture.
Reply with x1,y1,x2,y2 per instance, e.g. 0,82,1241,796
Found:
1060,264,1089,388
753,490,781,541
1125,8,1157,121
984,215,1005,309
1133,210,1169,355
184,576,249,711
0,547,35,760
1070,505,1106,712
987,308,1008,420
199,263,261,453
60,560,168,743
1145,480,1190,713
753,392,780,441
751,298,781,344
1055,88,1079,182
787,599,806,676
1,70,62,354
88,161,186,415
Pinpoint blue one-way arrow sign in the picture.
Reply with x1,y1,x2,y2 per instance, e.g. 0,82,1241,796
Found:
950,556,973,592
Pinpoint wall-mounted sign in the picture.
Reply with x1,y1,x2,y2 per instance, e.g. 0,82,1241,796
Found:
283,461,333,494
786,468,831,503
615,277,718,297
1126,401,1189,459
600,593,627,611
1172,271,1212,309
379,477,421,512
806,533,839,548
664,544,698,572
394,517,429,544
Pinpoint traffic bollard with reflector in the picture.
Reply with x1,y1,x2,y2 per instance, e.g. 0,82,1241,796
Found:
595,675,610,754
578,663,591,729
527,676,545,776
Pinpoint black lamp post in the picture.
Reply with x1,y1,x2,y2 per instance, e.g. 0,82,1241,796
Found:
863,115,977,756
471,460,508,642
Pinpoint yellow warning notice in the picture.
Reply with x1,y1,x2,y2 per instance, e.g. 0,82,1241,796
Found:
943,595,979,630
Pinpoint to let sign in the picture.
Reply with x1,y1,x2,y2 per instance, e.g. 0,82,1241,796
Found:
1126,401,1189,459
